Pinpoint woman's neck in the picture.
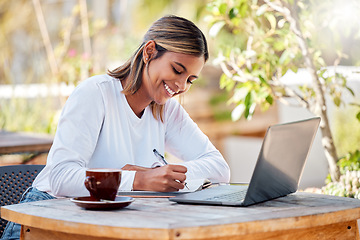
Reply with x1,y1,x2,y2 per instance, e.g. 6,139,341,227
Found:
121,79,151,118
125,93,150,118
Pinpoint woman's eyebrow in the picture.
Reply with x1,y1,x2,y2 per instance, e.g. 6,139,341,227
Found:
174,61,187,71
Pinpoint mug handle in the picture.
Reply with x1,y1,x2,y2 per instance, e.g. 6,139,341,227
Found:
84,176,97,193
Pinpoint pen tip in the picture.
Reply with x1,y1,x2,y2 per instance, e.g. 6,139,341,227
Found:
153,149,156,152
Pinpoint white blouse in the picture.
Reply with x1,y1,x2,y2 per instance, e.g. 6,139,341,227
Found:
32,74,230,197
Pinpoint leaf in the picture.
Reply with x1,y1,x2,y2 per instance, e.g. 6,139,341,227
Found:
259,75,269,87
219,3,227,14
333,96,341,107
229,7,239,19
209,21,226,38
231,104,245,121
249,103,256,116
274,41,286,51
244,92,254,119
266,95,273,105
256,88,269,99
279,49,294,65
289,66,299,73
232,87,249,102
349,102,360,107
278,18,287,28
219,74,228,89
266,14,277,30
244,91,252,106
239,2,248,17
256,4,268,16
346,86,355,97
220,74,236,92
245,102,256,120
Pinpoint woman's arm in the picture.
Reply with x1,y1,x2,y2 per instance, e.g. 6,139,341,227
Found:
48,79,105,196
164,99,231,183
47,78,134,196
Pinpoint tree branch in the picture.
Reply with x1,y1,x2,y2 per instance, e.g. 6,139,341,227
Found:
32,0,58,79
265,0,340,181
79,0,92,57
57,6,77,66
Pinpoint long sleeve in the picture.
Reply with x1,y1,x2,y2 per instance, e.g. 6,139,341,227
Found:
164,99,230,183
47,79,104,196
33,76,135,197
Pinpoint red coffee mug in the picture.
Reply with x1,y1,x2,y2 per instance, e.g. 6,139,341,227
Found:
84,168,121,201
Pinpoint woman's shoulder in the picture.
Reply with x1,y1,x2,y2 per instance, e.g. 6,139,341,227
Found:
79,74,118,87
164,98,190,122
73,74,121,93
165,98,181,111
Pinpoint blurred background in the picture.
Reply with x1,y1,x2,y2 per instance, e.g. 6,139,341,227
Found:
1,0,359,192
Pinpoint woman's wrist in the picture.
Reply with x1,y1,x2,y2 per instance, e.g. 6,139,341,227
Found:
122,164,151,171
133,171,146,191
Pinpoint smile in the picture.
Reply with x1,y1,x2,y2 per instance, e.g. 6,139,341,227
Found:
164,83,176,96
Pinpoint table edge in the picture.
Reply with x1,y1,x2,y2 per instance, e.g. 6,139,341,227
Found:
2,203,360,239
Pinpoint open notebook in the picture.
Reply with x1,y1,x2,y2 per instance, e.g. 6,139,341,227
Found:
117,178,211,197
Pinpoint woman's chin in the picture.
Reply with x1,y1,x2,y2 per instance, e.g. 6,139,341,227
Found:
151,93,170,105
154,98,169,105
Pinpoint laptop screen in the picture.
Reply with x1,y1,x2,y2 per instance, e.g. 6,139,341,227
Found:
243,117,320,206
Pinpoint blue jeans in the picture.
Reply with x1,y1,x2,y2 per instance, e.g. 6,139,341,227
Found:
1,187,56,240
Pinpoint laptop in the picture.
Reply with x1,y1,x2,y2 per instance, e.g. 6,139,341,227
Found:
169,117,321,207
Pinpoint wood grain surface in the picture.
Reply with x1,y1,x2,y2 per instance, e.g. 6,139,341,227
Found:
2,192,360,240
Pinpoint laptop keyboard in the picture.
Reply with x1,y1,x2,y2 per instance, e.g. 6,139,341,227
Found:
205,188,247,202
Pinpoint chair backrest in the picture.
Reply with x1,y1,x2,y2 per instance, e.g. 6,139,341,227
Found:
0,164,45,236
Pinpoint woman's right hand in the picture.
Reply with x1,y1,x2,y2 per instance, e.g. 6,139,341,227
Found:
133,164,187,192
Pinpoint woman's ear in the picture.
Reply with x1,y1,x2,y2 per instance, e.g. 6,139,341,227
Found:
143,40,157,63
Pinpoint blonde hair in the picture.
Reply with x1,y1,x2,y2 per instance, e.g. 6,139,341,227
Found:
108,15,209,121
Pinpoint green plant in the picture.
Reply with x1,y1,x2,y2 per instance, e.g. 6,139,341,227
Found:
322,150,360,198
205,0,360,181
337,150,360,175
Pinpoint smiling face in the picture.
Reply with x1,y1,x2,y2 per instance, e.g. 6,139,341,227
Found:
140,47,205,106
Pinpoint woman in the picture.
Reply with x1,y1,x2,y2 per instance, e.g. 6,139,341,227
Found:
1,15,230,239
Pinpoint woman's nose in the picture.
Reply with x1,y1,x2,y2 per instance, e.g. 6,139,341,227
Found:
175,78,187,92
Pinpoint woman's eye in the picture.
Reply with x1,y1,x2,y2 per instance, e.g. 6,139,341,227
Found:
172,66,181,75
187,79,193,84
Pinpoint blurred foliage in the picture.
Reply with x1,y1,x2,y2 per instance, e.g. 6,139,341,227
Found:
333,105,360,157
0,0,208,81
337,150,360,175
209,91,233,121
0,1,103,134
205,0,360,183
322,150,360,199
0,0,208,134
205,0,360,121
0,0,39,84
0,98,59,134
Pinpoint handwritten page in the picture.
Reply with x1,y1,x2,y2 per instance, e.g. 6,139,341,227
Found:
117,179,211,197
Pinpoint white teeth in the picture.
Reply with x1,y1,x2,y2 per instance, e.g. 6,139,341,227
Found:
164,83,175,96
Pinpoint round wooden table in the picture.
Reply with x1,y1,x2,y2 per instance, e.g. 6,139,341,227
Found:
2,192,360,240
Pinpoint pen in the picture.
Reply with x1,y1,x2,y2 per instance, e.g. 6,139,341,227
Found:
153,149,189,190
153,149,168,165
